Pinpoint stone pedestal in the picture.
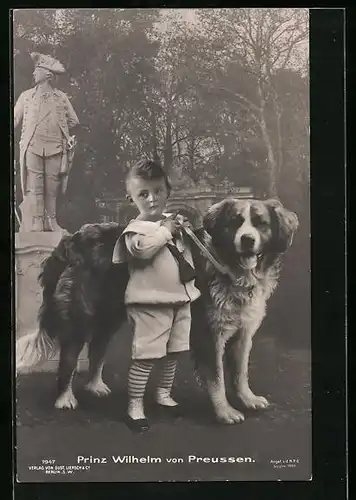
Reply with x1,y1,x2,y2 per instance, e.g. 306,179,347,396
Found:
15,231,88,372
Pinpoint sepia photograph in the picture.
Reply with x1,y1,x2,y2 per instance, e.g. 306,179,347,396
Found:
14,8,311,482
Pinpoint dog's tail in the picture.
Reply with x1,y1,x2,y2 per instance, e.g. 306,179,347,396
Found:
16,329,59,374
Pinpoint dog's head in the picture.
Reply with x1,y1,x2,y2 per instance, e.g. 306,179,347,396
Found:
67,223,123,270
203,198,299,270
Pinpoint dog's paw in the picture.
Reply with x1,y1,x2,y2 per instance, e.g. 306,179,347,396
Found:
238,390,269,410
85,379,111,397
215,404,245,425
55,390,78,410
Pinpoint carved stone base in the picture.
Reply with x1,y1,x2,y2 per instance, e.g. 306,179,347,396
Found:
15,231,88,372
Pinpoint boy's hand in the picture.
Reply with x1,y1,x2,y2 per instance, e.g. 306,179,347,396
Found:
161,217,181,236
180,214,204,231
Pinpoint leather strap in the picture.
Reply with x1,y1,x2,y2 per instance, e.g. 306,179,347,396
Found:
182,225,237,281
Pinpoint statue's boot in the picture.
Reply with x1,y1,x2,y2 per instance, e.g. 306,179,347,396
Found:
46,215,64,232
44,164,65,232
31,215,44,232
26,165,45,232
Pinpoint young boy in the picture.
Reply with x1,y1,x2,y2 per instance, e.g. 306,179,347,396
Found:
112,159,201,432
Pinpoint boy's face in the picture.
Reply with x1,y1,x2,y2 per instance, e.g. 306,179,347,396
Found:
128,176,169,218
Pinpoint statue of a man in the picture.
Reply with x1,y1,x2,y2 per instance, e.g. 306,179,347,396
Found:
14,52,79,232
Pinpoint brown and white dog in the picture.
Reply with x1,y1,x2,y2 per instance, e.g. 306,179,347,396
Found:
189,198,298,424
16,198,298,424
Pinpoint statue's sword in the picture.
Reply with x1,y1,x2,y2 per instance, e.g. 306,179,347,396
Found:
14,162,21,227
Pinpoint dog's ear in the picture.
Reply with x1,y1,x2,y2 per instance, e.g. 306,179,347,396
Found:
265,199,299,253
49,235,72,264
203,200,228,236
264,198,283,210
66,232,86,265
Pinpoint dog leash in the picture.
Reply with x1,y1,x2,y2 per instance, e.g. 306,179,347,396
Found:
181,224,238,282
183,225,255,297
166,216,255,297
165,212,243,285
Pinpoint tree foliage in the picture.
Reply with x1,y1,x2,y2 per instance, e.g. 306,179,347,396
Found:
13,8,309,216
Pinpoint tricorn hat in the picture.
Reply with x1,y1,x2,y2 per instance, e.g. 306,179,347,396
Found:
30,52,66,74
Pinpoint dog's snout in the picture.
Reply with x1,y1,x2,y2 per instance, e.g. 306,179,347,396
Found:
241,234,255,250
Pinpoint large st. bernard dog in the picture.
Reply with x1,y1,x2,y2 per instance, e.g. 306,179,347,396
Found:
16,198,298,424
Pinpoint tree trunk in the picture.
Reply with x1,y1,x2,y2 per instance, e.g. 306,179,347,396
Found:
260,113,278,198
274,100,283,176
163,111,173,171
188,137,195,171
149,110,160,162
257,83,278,198
176,123,181,160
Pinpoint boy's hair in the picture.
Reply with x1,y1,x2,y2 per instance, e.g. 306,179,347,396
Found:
126,159,171,195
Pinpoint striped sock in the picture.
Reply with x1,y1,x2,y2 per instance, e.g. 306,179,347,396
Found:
127,360,154,420
156,357,178,407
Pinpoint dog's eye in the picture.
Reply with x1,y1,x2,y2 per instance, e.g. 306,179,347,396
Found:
253,216,268,227
232,214,244,227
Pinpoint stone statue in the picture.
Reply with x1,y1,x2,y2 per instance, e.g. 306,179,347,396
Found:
14,52,79,232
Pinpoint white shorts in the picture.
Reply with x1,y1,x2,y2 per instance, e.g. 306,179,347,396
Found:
127,303,191,360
